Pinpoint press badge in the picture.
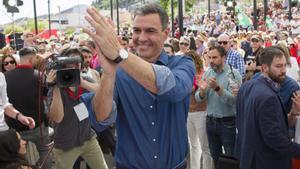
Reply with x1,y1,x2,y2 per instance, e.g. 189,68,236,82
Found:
74,103,89,121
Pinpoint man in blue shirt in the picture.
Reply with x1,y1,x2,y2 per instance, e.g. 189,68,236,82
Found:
83,3,195,169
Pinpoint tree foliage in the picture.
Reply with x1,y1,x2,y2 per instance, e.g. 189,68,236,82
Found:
160,0,196,14
24,19,47,33
92,0,150,10
4,25,24,34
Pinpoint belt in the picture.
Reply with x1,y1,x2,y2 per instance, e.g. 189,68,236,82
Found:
207,116,235,122
116,159,187,169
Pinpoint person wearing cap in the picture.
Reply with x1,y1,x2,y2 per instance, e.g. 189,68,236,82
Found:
244,35,264,80
4,47,52,169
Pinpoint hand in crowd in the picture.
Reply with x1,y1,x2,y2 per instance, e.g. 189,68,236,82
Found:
84,7,121,62
291,91,300,115
198,79,209,92
18,114,35,129
46,70,56,84
207,77,219,90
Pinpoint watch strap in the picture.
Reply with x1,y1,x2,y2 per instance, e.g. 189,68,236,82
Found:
113,56,123,64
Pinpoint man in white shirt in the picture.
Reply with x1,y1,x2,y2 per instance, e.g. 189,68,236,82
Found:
0,72,35,131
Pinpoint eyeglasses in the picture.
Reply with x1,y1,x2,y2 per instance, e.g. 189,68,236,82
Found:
179,42,189,46
218,41,228,45
3,60,16,66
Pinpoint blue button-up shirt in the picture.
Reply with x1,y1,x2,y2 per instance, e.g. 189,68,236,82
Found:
111,51,195,169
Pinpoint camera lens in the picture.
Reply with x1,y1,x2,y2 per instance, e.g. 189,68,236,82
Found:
56,68,80,88
62,72,74,83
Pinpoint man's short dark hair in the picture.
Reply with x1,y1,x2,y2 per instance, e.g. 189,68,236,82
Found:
19,47,37,58
259,46,285,66
208,45,227,57
164,43,174,53
134,3,169,30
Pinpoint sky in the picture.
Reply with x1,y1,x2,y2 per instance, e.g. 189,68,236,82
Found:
0,0,94,25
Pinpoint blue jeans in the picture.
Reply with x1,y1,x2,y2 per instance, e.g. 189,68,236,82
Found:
206,116,236,168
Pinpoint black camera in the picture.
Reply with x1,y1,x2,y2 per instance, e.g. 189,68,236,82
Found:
46,54,82,88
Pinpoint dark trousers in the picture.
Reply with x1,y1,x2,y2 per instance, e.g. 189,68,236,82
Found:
206,116,236,168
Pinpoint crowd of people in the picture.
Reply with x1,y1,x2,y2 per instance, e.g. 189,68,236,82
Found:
0,1,300,169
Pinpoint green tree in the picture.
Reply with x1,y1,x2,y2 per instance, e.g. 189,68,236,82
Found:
160,0,196,14
65,27,76,36
92,0,143,10
25,19,47,33
4,25,24,34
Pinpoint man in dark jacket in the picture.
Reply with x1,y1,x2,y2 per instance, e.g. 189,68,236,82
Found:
235,47,300,169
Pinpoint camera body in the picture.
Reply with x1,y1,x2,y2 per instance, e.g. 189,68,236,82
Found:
47,54,82,88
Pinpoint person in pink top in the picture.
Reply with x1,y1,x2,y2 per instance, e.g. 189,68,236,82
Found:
86,40,101,72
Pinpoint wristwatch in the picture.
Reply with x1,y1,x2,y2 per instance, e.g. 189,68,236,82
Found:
214,86,221,92
112,48,128,64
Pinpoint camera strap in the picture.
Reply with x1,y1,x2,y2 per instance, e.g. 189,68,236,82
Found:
64,87,84,100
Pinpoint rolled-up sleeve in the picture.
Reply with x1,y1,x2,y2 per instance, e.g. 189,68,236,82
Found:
80,92,116,132
195,89,206,102
154,57,195,102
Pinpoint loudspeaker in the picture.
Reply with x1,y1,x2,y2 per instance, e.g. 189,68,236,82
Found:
8,33,23,50
0,33,6,49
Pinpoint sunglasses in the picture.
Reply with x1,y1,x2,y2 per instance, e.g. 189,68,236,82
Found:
251,39,259,43
179,42,189,46
3,60,16,66
218,41,228,45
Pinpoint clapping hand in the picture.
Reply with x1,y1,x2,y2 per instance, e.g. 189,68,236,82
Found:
198,79,209,92
291,91,300,115
207,77,218,90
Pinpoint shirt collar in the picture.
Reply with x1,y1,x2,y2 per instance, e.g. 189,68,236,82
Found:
259,74,281,92
16,64,33,69
155,51,169,66
212,64,230,74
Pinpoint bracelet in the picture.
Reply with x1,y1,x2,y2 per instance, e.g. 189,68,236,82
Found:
15,113,21,121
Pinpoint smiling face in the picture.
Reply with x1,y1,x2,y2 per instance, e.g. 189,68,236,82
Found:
132,14,169,63
2,56,17,72
179,37,190,53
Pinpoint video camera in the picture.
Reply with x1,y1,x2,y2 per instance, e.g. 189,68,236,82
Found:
46,54,82,88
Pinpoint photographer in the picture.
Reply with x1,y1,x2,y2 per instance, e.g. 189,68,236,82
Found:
46,48,108,169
